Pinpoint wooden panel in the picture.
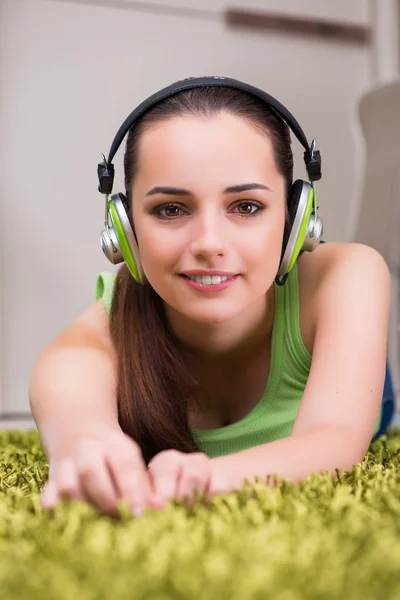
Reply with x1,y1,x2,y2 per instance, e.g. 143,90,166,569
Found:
225,8,371,45
70,0,370,25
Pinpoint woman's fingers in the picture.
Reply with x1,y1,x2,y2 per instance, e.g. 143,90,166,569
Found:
148,450,183,505
73,439,121,517
41,458,86,509
42,436,215,519
41,444,214,518
105,434,152,516
41,458,86,508
40,478,60,508
41,433,155,518
55,457,87,501
149,451,212,508
176,453,211,505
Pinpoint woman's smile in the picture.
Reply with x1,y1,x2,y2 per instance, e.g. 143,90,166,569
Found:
179,273,239,292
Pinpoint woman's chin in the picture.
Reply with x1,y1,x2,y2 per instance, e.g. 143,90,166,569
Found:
176,306,240,326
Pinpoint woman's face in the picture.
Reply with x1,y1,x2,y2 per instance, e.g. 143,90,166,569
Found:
131,112,286,328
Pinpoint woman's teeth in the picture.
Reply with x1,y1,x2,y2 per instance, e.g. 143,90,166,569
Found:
187,275,230,285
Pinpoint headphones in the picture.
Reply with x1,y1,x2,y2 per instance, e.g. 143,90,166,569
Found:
97,76,323,286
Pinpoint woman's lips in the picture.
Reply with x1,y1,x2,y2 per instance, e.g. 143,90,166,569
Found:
179,274,239,292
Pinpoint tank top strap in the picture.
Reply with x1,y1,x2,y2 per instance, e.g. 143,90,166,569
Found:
274,263,312,373
95,271,117,313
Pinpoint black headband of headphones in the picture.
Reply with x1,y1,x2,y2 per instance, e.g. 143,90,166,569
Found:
97,76,322,195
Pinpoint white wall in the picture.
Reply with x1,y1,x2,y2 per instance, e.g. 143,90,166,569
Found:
0,0,397,418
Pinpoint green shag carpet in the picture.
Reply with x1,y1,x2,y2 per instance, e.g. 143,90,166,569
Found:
1,428,400,600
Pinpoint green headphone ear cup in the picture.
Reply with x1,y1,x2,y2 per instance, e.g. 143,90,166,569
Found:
280,180,302,263
277,180,314,278
108,194,145,284
287,183,314,273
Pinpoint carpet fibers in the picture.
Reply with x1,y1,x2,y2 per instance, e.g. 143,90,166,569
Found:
1,427,400,600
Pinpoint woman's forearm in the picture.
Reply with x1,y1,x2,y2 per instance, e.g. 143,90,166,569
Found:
210,426,364,490
29,344,121,461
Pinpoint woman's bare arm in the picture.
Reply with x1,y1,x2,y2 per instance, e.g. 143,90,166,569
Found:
29,299,121,462
210,243,391,490
291,242,391,455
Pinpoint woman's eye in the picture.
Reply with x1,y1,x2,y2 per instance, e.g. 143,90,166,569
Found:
233,201,264,216
153,204,186,219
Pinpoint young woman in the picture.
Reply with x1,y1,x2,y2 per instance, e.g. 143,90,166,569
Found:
30,77,394,519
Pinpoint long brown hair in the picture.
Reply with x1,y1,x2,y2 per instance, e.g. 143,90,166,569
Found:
109,86,294,465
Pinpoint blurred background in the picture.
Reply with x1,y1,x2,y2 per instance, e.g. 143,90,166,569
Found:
0,0,399,427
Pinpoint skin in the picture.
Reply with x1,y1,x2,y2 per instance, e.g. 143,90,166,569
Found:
131,112,287,413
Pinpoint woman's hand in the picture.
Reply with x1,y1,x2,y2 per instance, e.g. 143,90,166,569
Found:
40,427,153,519
148,450,234,509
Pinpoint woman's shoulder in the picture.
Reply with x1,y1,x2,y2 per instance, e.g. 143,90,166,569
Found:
297,241,389,292
296,242,390,355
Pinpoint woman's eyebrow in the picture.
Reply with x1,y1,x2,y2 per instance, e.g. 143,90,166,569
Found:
225,183,272,193
145,183,272,196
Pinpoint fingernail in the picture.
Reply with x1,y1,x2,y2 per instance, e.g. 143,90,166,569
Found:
41,487,56,508
131,506,143,517
148,494,164,508
157,479,174,499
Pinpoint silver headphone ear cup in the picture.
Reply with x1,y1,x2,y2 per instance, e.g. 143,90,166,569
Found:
100,227,124,264
99,193,147,284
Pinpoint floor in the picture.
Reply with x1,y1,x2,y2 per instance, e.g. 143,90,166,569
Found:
0,418,37,430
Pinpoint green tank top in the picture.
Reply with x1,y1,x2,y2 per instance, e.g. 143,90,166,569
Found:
95,265,382,458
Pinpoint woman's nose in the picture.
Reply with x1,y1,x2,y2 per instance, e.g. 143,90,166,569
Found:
189,213,226,258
